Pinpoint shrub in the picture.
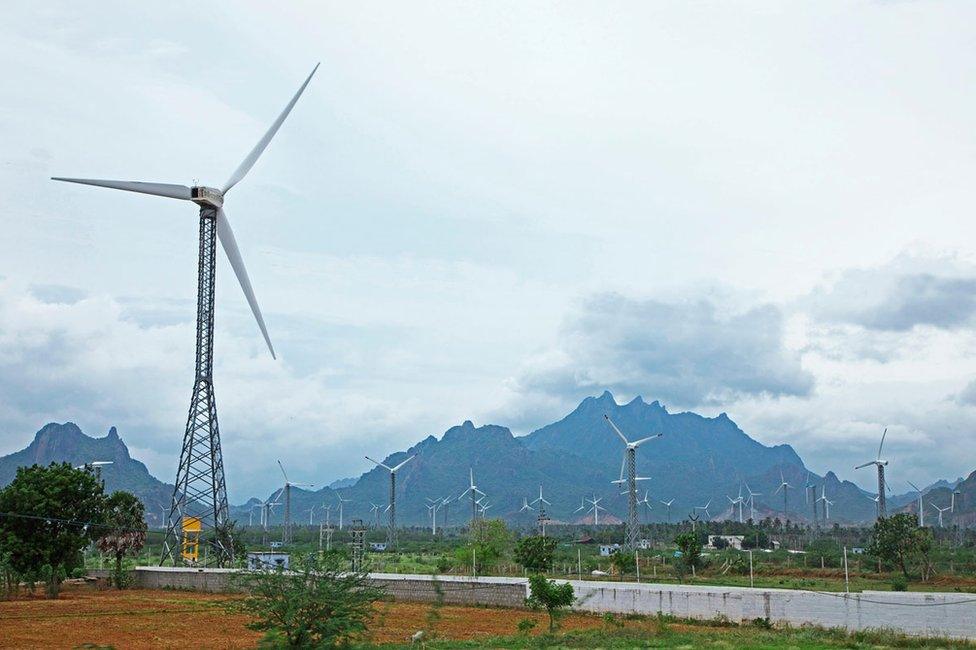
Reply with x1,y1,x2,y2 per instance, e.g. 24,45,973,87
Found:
516,618,538,634
890,575,909,591
232,551,386,647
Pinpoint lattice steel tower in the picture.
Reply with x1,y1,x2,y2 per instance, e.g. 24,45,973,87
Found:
161,207,233,564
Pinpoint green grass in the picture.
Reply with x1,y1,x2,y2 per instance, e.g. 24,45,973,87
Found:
358,621,974,649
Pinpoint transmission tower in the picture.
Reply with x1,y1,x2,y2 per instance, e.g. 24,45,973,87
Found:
350,519,367,572
161,208,232,566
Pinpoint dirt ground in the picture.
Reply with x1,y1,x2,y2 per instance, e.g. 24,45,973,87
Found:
0,584,609,649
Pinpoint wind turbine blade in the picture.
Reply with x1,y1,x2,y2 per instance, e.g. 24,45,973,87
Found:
853,461,875,470
365,456,393,471
391,455,416,473
878,427,888,460
604,414,630,444
631,434,662,447
51,177,192,200
216,208,275,358
908,480,921,492
277,459,288,483
223,63,320,193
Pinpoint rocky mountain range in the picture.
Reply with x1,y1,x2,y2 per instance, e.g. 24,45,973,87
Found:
2,392,954,528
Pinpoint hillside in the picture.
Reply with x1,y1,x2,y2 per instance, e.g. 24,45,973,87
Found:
240,392,891,527
0,422,173,525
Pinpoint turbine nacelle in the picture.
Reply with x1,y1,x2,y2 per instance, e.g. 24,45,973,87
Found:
190,186,224,209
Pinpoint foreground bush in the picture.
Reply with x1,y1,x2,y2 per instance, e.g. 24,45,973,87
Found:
232,551,386,647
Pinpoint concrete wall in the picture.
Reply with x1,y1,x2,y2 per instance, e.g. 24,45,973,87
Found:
569,580,976,640
89,569,976,639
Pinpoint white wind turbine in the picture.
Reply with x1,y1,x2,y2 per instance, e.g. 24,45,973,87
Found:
365,454,415,550
774,470,793,518
307,505,316,526
277,460,313,544
54,65,319,565
637,490,653,523
931,502,951,528
441,496,453,530
336,493,351,530
817,485,834,520
369,502,381,529
907,481,925,527
531,485,551,511
726,486,744,523
744,482,761,521
855,428,890,519
605,414,661,551
660,498,675,524
695,499,712,520
519,497,535,513
458,468,486,526
952,489,961,513
584,495,606,526
426,497,444,535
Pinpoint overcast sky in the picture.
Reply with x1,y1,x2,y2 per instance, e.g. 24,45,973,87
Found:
2,1,976,501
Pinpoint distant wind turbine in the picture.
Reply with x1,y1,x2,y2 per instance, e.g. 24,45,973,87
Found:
366,454,415,550
855,428,890,519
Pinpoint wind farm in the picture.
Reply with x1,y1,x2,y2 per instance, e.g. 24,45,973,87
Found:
3,3,976,647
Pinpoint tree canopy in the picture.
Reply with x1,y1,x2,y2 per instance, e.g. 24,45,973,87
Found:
0,463,107,597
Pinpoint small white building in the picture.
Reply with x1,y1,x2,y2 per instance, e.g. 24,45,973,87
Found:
637,539,653,550
370,542,388,552
599,543,622,556
246,551,289,570
707,535,745,550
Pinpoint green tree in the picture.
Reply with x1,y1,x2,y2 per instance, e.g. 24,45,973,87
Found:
610,550,636,576
869,513,933,578
514,536,557,572
673,531,702,580
96,491,146,589
233,551,386,647
526,574,575,632
460,518,513,573
0,463,106,598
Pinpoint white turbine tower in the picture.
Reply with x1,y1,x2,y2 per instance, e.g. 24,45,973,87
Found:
458,468,486,526
604,414,662,551
277,460,313,544
365,454,415,550
907,481,925,527
774,470,793,519
855,428,890,519
54,65,319,566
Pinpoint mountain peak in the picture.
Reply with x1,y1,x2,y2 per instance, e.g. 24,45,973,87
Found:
106,426,119,440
